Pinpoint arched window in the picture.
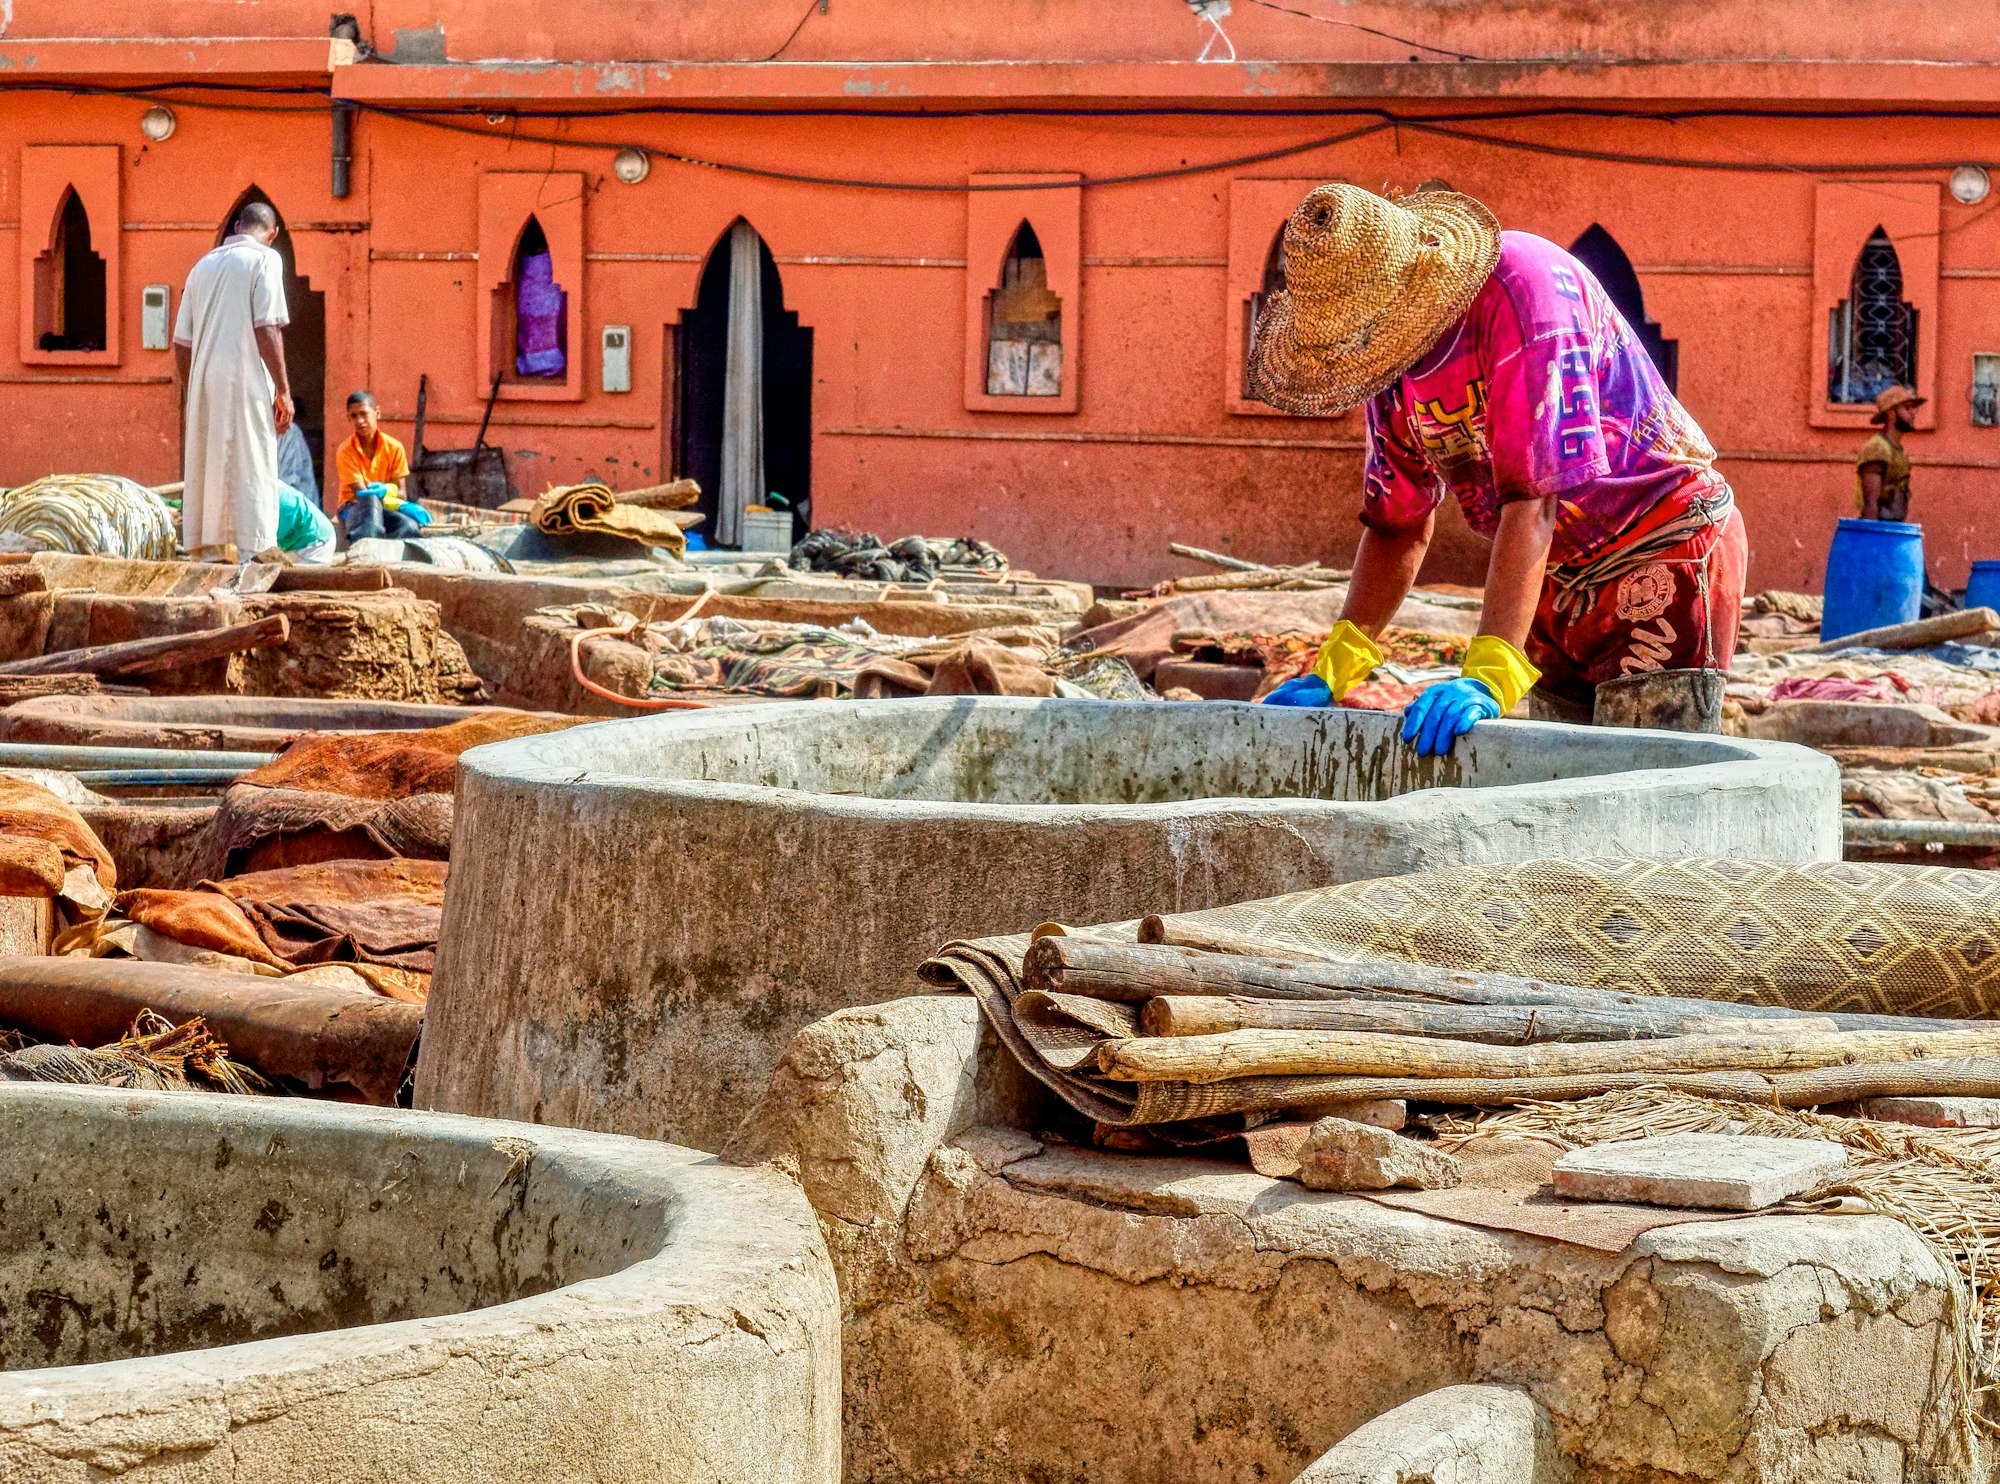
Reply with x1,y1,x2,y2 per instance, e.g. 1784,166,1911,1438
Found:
985,221,1062,397
35,187,107,353
1568,224,1677,393
1242,225,1287,400
503,216,569,380
1828,227,1917,405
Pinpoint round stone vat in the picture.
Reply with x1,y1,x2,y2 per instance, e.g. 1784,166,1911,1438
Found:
418,698,1840,1151
0,1085,839,1483
0,696,551,752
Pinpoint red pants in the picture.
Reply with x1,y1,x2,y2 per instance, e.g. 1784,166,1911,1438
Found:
1528,495,1747,711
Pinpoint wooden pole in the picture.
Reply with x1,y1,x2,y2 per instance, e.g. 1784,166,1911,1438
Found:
1803,606,1999,654
1138,995,1840,1043
1094,1023,2000,1084
1027,935,1962,1032
0,614,288,679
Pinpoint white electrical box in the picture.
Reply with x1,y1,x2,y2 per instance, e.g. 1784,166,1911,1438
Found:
601,325,632,393
141,285,171,351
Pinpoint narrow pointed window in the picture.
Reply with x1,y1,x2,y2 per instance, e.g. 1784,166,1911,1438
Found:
509,216,568,379
1828,227,1917,404
985,222,1062,397
1568,224,1677,392
35,187,107,352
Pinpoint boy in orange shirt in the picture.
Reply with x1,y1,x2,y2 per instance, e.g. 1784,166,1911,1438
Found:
334,390,410,502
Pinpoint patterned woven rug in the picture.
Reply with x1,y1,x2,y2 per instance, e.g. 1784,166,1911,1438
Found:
1167,858,2000,1021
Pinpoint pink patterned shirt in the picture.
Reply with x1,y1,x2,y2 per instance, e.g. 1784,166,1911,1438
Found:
1361,231,1723,566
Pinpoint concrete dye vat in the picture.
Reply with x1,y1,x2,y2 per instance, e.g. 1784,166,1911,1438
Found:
418,699,1839,1151
0,1086,838,1484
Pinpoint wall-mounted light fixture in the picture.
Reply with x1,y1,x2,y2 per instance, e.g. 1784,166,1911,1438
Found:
139,105,177,142
1951,164,1991,206
612,147,651,185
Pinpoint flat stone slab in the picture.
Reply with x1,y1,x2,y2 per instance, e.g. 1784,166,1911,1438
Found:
1855,1095,2000,1128
1552,1133,1847,1211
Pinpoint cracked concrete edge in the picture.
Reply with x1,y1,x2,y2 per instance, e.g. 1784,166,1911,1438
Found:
0,1086,842,1484
1291,1384,1572,1484
738,994,1966,1482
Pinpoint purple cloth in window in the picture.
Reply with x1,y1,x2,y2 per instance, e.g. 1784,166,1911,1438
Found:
515,250,567,377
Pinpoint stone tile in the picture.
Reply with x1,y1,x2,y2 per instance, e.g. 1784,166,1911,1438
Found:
1552,1133,1847,1211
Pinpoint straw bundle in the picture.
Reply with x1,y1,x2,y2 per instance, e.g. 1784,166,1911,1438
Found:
0,474,178,560
0,1010,269,1094
1439,1089,2000,1467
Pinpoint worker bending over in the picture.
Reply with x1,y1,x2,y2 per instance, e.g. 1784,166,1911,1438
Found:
1251,184,1746,755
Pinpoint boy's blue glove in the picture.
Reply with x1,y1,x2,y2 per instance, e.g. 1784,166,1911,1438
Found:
1401,677,1501,756
1261,675,1334,708
356,481,391,499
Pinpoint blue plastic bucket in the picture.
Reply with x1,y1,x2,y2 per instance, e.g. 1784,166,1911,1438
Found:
1820,518,1924,642
1966,560,2000,614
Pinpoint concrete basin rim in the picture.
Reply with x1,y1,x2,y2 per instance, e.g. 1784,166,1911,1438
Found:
0,1083,824,1406
455,751,1821,829
456,699,1819,822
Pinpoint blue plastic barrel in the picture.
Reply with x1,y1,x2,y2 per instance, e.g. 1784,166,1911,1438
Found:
1820,518,1924,642
1966,560,2000,615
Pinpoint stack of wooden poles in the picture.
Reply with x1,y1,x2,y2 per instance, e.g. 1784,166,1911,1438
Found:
1026,921,2000,1111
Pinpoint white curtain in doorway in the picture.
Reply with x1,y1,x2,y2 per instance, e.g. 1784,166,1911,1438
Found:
718,219,765,548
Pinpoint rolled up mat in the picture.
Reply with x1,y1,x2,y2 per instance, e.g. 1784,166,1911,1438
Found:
0,955,420,1105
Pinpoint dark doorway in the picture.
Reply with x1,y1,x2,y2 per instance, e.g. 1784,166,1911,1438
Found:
216,188,328,488
1243,224,1287,401
1569,224,1678,394
674,221,813,544
36,188,107,352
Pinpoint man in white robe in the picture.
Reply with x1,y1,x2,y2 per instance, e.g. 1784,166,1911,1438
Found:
173,202,293,560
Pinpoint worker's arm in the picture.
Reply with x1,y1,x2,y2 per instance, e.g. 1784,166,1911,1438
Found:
1859,464,1886,522
1476,495,1558,649
173,343,191,415
1339,516,1434,638
255,326,295,435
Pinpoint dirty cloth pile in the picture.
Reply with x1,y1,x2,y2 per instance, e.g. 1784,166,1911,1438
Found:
0,474,179,561
0,773,117,911
67,858,444,1001
645,615,935,697
1733,646,2000,720
925,858,2000,1141
789,529,1007,583
517,479,698,560
1066,588,1477,684
198,711,577,876
640,614,1086,700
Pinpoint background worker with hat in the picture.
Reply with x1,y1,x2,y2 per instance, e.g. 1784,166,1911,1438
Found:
1857,385,1922,523
1253,183,1747,755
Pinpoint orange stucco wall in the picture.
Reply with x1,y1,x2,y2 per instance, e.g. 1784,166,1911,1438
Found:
0,2,1996,590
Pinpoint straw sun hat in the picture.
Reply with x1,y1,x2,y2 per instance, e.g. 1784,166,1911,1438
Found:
1248,183,1502,416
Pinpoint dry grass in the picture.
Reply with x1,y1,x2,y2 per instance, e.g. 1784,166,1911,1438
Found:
0,1010,270,1095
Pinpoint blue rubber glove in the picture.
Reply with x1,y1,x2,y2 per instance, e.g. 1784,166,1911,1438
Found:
1262,675,1334,708
1401,677,1501,756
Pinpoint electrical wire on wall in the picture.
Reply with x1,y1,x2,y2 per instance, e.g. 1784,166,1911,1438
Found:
5,78,1997,195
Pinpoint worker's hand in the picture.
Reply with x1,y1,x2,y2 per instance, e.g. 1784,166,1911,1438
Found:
1262,675,1334,708
273,393,295,435
1400,677,1500,756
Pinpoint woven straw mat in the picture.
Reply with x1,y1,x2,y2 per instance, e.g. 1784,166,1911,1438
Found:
1172,857,2000,1021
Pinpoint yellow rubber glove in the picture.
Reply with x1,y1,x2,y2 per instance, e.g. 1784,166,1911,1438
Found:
1459,633,1542,716
1309,619,1385,702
